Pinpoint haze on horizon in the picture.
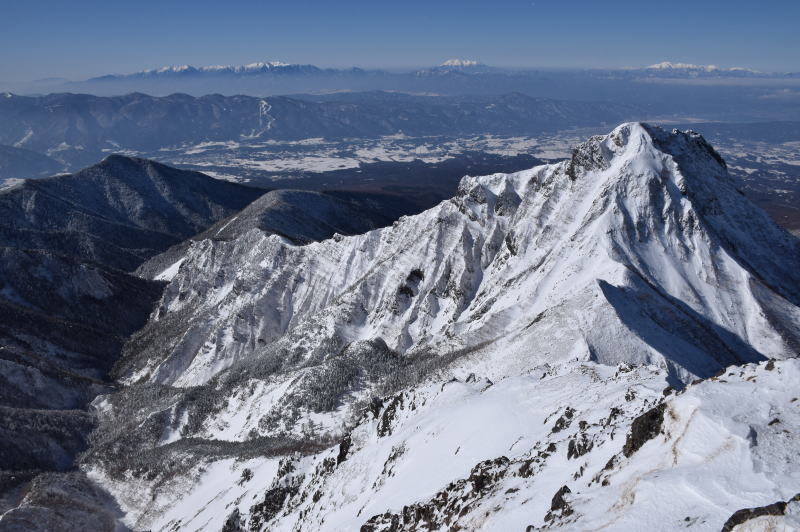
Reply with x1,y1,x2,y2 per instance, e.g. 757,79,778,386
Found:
1,0,799,83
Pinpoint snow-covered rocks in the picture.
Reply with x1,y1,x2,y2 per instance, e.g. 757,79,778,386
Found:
105,359,800,531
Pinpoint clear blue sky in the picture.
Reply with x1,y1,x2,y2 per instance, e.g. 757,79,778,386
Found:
1,0,798,81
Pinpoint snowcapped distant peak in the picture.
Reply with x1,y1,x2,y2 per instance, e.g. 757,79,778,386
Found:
238,61,290,71
647,61,718,71
441,59,481,67
115,61,301,79
144,65,194,74
645,61,759,73
195,62,291,73
200,65,230,72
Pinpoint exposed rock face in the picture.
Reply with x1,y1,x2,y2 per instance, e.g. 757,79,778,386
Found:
721,493,800,531
544,485,573,522
622,403,666,457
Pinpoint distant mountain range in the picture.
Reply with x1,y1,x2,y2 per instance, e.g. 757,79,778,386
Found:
0,91,636,170
643,61,762,74
4,60,795,126
86,59,794,82
88,61,326,81
94,58,500,81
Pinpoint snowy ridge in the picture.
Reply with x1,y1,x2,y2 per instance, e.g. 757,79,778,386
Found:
440,59,481,67
645,61,760,73
88,123,800,531
95,61,317,80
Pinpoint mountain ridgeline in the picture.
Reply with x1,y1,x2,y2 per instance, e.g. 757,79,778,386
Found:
0,155,266,270
6,61,798,124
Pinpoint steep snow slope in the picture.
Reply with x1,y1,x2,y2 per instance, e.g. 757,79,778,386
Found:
78,123,800,531
103,359,799,532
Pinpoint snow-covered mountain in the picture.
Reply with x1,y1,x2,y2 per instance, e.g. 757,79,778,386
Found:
440,59,481,67
91,358,797,532
43,123,798,531
134,189,422,279
90,61,320,80
644,61,761,74
114,123,799,387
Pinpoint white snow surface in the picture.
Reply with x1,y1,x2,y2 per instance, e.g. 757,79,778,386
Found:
153,257,185,281
441,59,481,67
101,360,800,531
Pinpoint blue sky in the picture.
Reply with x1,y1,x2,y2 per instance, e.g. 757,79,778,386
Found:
1,0,798,81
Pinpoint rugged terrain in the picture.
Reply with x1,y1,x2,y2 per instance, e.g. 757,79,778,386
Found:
0,156,268,520
2,123,790,530
0,123,797,531
0,153,459,529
